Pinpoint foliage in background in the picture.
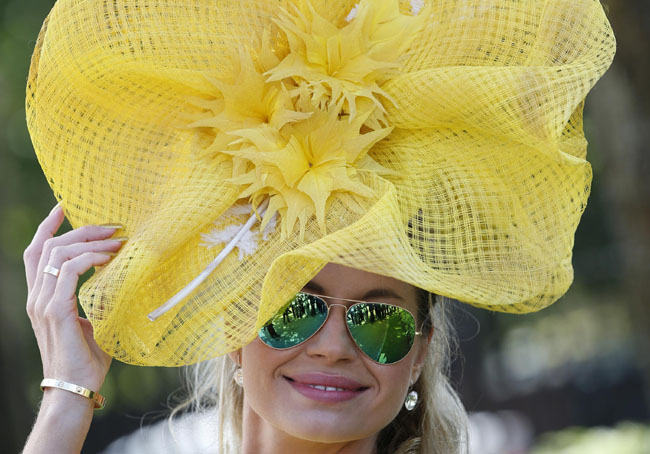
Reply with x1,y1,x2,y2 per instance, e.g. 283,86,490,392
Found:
532,422,650,454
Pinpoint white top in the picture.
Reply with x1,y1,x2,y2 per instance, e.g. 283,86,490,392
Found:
102,410,531,454
101,411,222,454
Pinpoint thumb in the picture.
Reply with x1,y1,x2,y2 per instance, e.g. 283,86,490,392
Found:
78,317,112,367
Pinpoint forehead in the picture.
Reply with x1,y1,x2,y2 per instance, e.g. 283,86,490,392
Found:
303,263,418,311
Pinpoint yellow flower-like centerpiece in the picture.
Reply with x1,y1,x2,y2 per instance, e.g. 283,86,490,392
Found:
187,0,426,240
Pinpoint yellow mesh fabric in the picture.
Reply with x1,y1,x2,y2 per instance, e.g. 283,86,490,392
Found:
26,0,615,366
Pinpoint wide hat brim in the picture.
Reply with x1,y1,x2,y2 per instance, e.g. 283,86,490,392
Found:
27,0,615,366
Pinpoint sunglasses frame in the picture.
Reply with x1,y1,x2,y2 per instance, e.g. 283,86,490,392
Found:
258,292,424,364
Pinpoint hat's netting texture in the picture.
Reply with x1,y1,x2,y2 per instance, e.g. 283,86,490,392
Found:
27,0,615,366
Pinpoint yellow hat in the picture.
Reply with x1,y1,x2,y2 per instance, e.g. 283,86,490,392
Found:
26,0,615,366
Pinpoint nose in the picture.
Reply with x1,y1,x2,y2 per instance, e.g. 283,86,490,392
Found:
303,304,358,362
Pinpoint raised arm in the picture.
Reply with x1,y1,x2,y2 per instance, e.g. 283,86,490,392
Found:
22,204,124,454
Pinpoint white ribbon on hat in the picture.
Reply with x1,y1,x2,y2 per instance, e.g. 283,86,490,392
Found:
147,197,269,321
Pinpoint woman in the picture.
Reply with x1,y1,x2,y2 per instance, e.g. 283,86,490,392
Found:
22,0,614,453
23,208,466,453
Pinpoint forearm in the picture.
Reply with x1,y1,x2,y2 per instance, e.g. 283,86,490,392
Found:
23,389,95,454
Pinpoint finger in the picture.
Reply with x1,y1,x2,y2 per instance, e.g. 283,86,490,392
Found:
37,239,125,306
32,224,121,302
48,252,114,322
24,204,65,293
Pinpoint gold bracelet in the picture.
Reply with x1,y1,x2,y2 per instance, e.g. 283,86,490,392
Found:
40,378,106,410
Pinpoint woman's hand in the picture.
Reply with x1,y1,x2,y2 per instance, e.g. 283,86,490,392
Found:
24,204,123,391
22,204,125,454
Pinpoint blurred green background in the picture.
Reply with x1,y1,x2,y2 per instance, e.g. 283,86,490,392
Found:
1,1,648,453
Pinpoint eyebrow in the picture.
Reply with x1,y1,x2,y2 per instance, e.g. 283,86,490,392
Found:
302,281,405,301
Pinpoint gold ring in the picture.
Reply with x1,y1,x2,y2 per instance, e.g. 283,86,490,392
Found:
43,265,60,277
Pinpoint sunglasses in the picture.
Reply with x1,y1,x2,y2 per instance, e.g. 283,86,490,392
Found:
258,292,423,364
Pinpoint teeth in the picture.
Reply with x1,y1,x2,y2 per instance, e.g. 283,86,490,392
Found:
307,384,347,392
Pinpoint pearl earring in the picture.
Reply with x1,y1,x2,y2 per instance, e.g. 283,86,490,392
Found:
404,389,418,411
233,367,244,387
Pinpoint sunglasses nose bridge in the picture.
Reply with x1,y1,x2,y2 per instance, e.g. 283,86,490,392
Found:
303,302,359,361
321,303,349,329
323,303,364,349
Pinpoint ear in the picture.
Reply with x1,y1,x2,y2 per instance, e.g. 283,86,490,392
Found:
411,324,433,384
427,322,434,344
227,349,243,367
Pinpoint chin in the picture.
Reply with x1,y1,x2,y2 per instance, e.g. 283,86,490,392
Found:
284,427,369,444
277,410,380,444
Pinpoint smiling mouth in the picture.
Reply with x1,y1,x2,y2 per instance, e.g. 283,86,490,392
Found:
284,376,369,392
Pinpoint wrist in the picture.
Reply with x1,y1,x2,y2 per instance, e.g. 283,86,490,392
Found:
40,387,96,416
41,367,106,393
36,389,95,439
40,378,106,409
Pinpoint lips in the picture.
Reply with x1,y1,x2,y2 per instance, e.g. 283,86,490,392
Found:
284,372,369,403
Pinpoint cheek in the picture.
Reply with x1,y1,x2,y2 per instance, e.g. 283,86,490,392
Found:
239,340,292,416
241,340,278,389
365,359,416,421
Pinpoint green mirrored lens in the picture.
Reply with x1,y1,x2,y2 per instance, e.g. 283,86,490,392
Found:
258,293,328,349
347,303,416,364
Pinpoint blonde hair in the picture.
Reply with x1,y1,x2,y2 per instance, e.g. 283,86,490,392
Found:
172,294,468,453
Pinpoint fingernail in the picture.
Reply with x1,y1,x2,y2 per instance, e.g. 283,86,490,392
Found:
99,252,118,257
110,236,129,242
99,223,124,229
49,202,61,215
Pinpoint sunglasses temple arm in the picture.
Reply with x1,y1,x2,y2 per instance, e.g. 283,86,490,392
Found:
147,198,269,322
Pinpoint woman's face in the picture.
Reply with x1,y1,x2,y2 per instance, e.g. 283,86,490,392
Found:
234,263,429,445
